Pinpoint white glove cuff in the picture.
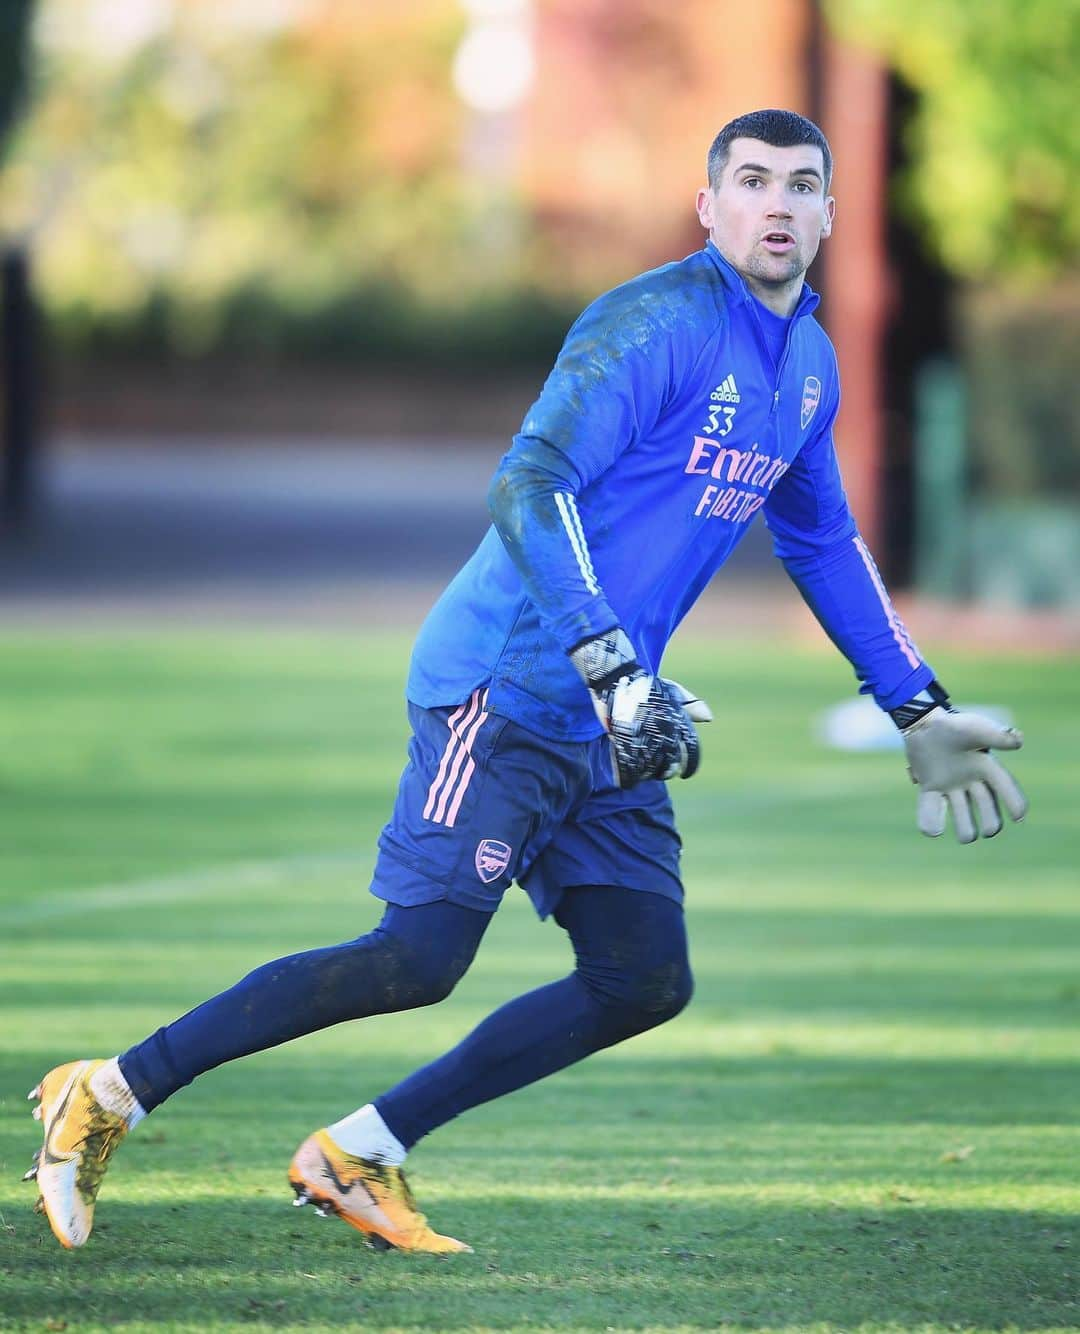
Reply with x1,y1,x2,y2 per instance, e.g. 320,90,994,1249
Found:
569,627,638,689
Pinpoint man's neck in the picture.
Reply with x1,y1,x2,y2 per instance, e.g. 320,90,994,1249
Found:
706,240,806,317
743,275,801,318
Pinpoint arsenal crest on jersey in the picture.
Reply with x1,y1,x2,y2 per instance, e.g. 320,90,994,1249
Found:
475,838,512,884
801,375,822,430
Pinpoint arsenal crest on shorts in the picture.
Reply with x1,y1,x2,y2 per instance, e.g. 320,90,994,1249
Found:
800,375,821,430
475,838,512,884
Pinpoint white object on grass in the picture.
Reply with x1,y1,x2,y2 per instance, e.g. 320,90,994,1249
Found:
817,695,1015,753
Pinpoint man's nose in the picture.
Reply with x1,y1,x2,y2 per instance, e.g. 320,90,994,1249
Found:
765,191,792,217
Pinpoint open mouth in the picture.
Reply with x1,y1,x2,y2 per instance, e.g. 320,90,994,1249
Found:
761,232,796,252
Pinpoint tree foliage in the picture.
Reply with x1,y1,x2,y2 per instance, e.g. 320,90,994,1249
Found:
827,0,1079,284
6,1,1074,364
0,0,576,362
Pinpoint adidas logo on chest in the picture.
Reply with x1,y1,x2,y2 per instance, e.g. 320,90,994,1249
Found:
710,374,741,404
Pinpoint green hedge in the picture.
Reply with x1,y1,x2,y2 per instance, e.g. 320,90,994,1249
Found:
48,280,581,370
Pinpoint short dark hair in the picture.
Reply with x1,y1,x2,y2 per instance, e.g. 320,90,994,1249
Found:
707,109,832,190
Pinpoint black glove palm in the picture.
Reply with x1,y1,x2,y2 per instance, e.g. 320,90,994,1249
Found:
569,628,709,788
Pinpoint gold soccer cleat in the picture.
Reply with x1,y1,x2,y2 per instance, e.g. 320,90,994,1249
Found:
25,1060,128,1249
288,1129,471,1254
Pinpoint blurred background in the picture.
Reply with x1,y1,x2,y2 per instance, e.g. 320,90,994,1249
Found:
0,0,1077,634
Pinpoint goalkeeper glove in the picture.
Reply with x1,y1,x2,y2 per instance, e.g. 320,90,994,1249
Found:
569,627,711,788
890,682,1027,843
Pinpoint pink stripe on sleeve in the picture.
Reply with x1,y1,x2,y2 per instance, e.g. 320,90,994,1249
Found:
852,536,922,670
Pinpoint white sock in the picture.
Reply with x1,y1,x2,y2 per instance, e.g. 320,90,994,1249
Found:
88,1057,147,1130
327,1103,406,1165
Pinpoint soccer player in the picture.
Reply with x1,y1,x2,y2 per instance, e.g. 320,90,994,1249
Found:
25,109,1026,1253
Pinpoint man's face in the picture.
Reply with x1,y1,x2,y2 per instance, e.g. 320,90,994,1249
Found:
696,138,835,305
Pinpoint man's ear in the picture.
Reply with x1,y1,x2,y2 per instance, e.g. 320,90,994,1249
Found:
696,187,714,232
822,194,836,239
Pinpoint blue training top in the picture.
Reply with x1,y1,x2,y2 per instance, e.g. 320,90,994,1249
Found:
408,241,932,741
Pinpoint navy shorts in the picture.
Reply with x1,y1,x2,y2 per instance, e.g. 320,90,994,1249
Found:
372,690,683,918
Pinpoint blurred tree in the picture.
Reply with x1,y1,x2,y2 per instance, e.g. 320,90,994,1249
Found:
0,0,35,164
0,0,39,522
15,0,1072,364
0,0,579,364
827,0,1078,284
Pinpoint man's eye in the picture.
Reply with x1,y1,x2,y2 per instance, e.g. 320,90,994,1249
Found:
793,182,813,193
743,178,762,188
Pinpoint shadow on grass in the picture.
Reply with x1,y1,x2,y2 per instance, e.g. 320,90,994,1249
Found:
2,1196,1076,1330
3,988,1078,1328
3,1048,1078,1153
6,900,1078,1029
163,1046,1080,1131
6,967,1079,1037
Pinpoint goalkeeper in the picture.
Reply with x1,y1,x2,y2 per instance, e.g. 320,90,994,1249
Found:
26,109,1026,1255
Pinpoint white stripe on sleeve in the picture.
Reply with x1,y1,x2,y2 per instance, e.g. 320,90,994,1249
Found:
554,492,601,596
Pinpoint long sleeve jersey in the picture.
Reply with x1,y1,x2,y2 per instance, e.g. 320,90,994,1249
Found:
408,241,933,741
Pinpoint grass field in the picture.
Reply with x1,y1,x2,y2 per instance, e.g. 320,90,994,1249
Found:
0,629,1077,1333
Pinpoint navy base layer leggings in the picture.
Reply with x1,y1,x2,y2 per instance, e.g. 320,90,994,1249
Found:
119,886,692,1150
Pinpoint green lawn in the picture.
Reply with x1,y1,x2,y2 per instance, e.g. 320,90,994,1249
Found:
0,630,1077,1333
